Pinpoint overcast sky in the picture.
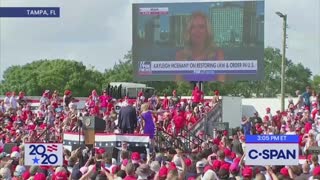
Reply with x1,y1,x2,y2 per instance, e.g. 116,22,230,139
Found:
0,0,319,80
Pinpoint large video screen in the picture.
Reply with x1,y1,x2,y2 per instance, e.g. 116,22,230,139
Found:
133,1,265,82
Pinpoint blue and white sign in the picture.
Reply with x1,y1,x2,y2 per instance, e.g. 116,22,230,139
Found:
245,135,299,166
24,143,63,166
0,7,60,18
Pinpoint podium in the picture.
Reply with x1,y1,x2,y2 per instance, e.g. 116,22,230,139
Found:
80,116,106,144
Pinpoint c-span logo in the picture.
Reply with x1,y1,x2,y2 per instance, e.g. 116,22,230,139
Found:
24,143,63,166
245,135,299,166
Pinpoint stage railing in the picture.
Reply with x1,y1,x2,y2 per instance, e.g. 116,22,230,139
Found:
188,102,222,137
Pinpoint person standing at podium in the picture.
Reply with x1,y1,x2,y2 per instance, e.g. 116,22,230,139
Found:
118,101,137,134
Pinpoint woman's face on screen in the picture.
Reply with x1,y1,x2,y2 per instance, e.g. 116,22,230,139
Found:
190,15,207,46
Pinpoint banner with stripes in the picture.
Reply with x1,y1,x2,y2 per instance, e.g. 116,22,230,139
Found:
95,133,150,148
63,132,85,151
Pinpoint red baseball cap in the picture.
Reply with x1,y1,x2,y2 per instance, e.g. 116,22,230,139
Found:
212,160,221,170
204,165,213,173
280,167,289,177
184,158,192,167
12,146,20,153
314,166,320,176
224,148,232,157
22,171,30,180
233,157,241,164
168,162,177,171
220,163,230,171
242,167,253,177
131,152,141,161
158,166,168,177
229,163,239,173
122,159,128,167
53,171,68,180
34,173,46,180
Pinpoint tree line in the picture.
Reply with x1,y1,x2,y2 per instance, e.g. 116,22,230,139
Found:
0,47,319,97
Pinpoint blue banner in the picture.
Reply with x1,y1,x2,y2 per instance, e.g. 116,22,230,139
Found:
0,7,60,17
246,135,299,143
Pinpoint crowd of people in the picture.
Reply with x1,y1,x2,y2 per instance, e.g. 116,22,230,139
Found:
0,85,319,180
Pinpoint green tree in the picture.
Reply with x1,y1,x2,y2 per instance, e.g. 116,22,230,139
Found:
312,75,320,92
0,59,104,97
103,51,134,84
0,48,313,97
224,47,312,97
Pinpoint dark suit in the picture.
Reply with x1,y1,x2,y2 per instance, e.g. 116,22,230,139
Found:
118,105,137,134
231,139,244,155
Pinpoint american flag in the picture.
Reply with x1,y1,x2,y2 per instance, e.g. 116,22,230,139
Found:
47,144,58,152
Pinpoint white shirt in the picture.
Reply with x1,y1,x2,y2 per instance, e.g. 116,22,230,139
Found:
286,131,296,135
316,134,320,146
4,96,10,109
310,96,318,104
9,96,18,109
297,95,304,109
40,96,49,106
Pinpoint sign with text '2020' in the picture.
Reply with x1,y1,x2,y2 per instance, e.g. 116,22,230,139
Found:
24,143,63,166
245,135,299,166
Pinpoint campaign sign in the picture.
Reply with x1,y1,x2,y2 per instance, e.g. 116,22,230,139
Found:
24,143,63,166
245,135,299,166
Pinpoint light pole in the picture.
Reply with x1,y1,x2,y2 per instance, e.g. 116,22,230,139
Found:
276,11,287,112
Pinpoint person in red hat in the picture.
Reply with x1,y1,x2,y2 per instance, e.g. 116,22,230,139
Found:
157,166,168,180
212,160,221,172
17,91,27,107
98,90,109,113
63,90,72,108
191,86,203,108
52,171,68,180
162,94,169,110
265,107,272,121
212,90,220,104
312,166,320,179
136,91,145,106
172,108,186,135
272,110,282,131
33,173,46,180
229,163,240,179
256,127,264,135
280,167,290,178
218,163,230,179
223,148,234,164
216,150,230,167
184,106,196,125
242,166,253,179
131,152,141,164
